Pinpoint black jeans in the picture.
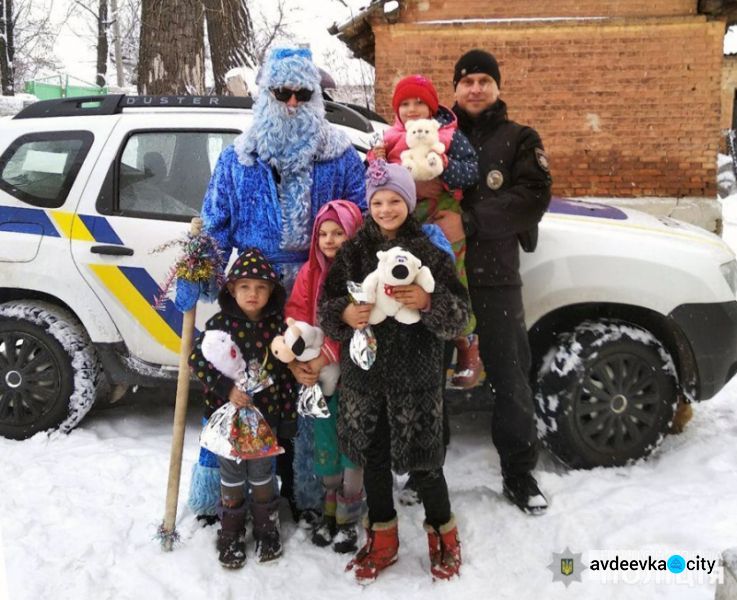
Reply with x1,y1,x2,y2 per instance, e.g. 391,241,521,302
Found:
470,285,539,476
363,404,451,529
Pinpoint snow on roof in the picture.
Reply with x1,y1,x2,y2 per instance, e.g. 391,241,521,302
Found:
414,16,609,25
726,26,737,56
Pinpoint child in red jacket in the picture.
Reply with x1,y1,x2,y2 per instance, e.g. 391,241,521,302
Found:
370,74,480,389
285,199,365,553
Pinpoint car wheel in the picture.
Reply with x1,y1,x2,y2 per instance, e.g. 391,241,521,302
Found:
535,319,678,468
0,301,101,439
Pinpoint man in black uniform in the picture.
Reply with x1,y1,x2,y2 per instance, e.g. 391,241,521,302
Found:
434,49,552,514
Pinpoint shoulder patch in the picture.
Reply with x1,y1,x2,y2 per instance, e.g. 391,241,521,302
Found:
534,148,550,173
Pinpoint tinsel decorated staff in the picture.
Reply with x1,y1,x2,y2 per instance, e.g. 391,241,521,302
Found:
155,217,225,551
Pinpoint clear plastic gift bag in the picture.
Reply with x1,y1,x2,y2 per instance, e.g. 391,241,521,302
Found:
347,280,377,370
297,384,330,419
236,357,274,395
199,403,238,459
229,405,284,460
200,403,284,461
199,332,282,460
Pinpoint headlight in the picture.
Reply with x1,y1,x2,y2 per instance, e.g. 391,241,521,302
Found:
720,260,737,296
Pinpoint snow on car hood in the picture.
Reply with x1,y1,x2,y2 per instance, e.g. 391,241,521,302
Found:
546,197,734,260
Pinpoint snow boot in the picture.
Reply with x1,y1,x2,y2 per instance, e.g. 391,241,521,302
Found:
398,473,421,506
333,490,363,554
251,498,282,563
424,515,461,580
346,516,399,584
502,473,548,515
312,489,338,547
216,503,248,569
450,334,481,389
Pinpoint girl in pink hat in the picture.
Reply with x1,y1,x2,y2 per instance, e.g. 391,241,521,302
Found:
285,199,365,554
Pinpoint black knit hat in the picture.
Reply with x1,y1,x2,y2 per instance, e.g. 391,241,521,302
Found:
453,49,501,89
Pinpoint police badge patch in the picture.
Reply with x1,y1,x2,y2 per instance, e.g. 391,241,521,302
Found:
486,169,504,190
535,148,550,172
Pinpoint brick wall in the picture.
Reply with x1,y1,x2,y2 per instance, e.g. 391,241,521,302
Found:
373,17,723,198
400,0,696,21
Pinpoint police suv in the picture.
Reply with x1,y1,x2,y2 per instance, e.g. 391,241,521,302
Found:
1,94,736,470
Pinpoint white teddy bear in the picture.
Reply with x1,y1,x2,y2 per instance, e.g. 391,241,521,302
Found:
400,118,446,182
362,246,435,325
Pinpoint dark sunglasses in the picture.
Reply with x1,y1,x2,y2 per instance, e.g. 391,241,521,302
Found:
270,87,313,103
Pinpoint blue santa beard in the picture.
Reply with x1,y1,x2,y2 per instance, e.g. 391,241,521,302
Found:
253,94,324,174
240,93,324,253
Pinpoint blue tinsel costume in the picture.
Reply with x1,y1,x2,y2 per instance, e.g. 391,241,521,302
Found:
189,47,366,518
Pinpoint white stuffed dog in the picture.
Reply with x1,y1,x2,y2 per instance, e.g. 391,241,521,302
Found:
270,317,340,395
400,118,445,182
362,246,435,325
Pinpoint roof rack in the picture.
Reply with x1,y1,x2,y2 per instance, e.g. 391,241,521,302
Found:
13,94,376,132
14,94,253,119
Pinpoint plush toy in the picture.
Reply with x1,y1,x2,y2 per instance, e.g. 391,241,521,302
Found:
270,317,340,396
400,118,445,182
362,246,435,325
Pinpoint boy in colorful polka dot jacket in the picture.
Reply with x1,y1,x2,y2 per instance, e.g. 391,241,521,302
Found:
369,74,482,390
189,248,297,568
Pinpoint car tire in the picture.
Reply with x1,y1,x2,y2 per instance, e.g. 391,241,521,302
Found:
535,319,678,468
0,301,101,439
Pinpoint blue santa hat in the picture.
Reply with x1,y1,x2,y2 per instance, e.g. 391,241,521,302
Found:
258,47,321,93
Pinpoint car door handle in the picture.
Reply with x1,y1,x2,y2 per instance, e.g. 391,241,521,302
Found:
90,245,134,256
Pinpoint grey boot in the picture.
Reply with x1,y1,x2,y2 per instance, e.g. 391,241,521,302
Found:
251,498,282,563
216,503,247,568
333,490,363,554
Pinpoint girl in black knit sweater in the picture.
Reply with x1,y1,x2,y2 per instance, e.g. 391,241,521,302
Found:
319,161,470,584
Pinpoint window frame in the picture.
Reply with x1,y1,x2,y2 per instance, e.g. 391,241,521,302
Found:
0,130,94,208
97,127,241,223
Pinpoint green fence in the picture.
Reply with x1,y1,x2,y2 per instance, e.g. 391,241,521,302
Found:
24,75,107,100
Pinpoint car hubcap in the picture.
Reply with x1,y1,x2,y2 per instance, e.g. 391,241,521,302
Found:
5,370,22,388
0,332,61,425
575,353,660,454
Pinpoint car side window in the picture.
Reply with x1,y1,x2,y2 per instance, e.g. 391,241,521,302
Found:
0,131,93,208
117,130,238,221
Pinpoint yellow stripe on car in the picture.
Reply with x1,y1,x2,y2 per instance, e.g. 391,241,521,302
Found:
88,264,181,354
49,211,96,242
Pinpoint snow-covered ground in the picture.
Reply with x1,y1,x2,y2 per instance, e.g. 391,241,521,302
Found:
0,371,736,600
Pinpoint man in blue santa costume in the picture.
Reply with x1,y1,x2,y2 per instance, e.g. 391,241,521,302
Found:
190,46,366,528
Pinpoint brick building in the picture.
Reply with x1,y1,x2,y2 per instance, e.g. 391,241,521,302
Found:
332,0,736,228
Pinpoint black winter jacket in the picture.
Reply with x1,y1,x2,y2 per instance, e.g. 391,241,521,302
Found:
318,216,470,473
189,252,298,438
453,100,552,287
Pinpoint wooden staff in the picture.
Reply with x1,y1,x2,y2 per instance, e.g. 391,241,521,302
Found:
160,217,202,551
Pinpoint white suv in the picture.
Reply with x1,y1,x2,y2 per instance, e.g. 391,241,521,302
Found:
1,94,736,470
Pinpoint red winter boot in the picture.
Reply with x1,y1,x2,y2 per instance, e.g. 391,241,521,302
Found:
424,515,461,580
345,516,399,584
451,334,481,389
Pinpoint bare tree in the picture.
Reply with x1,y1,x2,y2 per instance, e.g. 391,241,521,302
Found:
250,0,294,65
96,0,109,87
74,0,111,87
138,0,205,94
320,46,375,109
0,0,15,95
113,0,141,86
1,0,68,95
203,0,254,95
